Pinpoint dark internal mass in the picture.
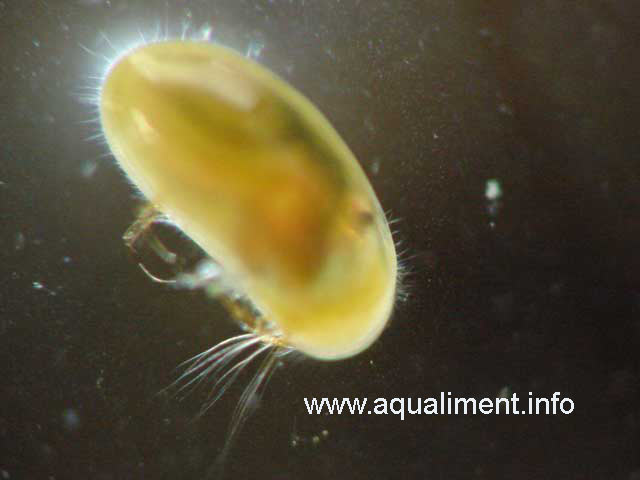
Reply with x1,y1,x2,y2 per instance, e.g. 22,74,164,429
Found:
148,66,351,194
134,76,353,282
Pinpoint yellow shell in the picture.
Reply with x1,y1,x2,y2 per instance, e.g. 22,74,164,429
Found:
99,40,397,360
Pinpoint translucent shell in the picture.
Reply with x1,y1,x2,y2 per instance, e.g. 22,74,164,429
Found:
100,41,397,360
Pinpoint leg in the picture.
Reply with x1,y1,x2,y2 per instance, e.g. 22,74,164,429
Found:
123,203,177,265
123,203,162,251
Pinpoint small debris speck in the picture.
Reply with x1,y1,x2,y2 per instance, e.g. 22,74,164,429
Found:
14,232,25,251
81,160,98,178
33,281,57,296
62,408,81,431
485,179,502,200
199,23,212,41
245,40,265,60
498,386,511,399
370,159,380,175
498,103,513,115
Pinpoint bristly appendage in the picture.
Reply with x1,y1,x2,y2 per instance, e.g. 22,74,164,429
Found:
159,330,290,479
206,346,287,479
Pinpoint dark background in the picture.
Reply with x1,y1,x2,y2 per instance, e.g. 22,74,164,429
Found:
1,0,639,478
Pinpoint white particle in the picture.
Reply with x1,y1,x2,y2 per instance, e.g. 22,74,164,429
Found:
485,179,502,200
